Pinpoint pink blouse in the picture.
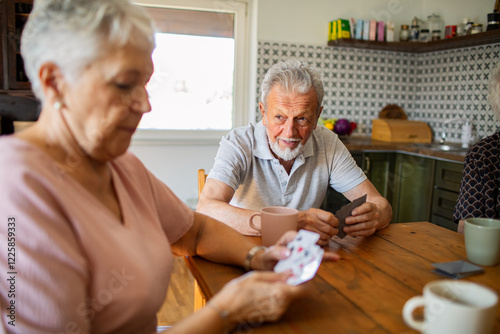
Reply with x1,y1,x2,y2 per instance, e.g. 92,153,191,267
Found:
0,137,194,334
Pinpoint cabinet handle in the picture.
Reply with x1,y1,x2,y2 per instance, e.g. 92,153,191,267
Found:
363,156,370,174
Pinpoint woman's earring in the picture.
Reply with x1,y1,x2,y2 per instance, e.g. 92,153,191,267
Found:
54,101,62,111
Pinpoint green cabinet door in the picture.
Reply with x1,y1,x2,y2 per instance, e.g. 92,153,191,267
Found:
430,160,464,231
362,152,396,204
392,153,435,223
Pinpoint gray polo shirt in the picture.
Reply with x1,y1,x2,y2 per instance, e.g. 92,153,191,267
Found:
208,121,367,211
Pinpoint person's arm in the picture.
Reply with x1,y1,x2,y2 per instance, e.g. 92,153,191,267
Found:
197,179,339,245
160,271,304,334
168,216,340,333
197,178,260,235
342,179,392,236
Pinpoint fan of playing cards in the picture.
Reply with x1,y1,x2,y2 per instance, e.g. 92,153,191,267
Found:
274,229,324,285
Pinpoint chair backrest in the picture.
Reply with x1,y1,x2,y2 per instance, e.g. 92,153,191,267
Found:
198,169,207,197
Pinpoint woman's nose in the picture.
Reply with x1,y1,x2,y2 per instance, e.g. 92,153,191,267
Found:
132,86,151,114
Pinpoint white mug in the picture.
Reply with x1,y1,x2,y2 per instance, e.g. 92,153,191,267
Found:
403,280,498,334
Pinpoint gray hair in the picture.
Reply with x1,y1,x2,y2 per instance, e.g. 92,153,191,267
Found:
260,59,324,112
21,0,155,103
488,61,500,120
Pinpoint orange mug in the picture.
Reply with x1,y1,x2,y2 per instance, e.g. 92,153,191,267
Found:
249,206,298,246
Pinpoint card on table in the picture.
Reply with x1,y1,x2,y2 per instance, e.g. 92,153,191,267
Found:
432,260,485,279
274,229,324,285
334,194,367,239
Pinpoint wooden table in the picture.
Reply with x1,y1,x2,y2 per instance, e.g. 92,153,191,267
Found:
185,222,500,333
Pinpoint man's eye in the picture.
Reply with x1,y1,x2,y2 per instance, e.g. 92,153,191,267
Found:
297,117,310,125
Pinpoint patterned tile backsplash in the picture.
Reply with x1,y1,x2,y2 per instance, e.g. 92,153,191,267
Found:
256,40,500,143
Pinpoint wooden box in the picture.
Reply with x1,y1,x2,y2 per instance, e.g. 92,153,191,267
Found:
371,119,432,143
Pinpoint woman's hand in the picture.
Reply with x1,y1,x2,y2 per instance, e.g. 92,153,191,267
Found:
208,270,304,328
251,231,340,271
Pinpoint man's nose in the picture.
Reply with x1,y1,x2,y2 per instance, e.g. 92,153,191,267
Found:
282,118,296,138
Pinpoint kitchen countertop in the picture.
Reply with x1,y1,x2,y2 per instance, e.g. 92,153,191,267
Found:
340,136,468,163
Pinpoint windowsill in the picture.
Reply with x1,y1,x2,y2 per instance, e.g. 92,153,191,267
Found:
131,129,229,146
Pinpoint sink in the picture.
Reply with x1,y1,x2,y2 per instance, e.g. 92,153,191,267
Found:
414,143,469,153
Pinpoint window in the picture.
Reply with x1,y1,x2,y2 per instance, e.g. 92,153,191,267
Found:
133,0,254,143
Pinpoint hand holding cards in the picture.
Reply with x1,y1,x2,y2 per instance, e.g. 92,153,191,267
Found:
274,230,324,285
335,194,367,239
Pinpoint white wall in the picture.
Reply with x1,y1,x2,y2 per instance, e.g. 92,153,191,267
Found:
129,142,220,209
132,0,493,205
257,0,492,45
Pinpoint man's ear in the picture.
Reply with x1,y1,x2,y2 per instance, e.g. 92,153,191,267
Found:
314,106,324,129
259,102,267,125
38,62,65,104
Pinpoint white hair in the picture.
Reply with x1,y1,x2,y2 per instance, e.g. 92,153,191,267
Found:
260,59,324,112
21,0,155,103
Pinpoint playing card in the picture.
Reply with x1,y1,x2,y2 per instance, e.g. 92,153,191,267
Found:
334,194,367,239
432,260,485,279
274,229,324,285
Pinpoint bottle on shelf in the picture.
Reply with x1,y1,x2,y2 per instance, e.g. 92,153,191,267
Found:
457,17,473,36
409,17,419,42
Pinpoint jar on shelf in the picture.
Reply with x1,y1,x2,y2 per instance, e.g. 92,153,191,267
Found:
471,23,483,34
400,24,409,41
426,13,444,40
419,29,430,42
487,12,500,31
431,30,441,41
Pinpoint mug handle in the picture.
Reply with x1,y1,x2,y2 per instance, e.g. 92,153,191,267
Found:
402,296,425,331
249,212,261,231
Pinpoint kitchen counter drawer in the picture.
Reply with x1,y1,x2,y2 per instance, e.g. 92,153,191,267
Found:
434,160,464,192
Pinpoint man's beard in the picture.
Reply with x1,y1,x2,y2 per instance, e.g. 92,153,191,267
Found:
268,134,304,161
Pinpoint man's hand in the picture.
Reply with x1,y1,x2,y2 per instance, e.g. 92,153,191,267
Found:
296,208,338,246
343,202,383,237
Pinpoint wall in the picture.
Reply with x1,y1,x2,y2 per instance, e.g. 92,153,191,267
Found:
256,41,500,143
257,0,492,45
132,0,496,206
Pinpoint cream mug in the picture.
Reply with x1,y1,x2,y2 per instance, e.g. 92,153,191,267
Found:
464,218,500,266
403,280,498,334
249,206,298,246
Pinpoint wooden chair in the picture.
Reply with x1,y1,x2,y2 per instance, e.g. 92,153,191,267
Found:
197,169,207,197
193,169,208,311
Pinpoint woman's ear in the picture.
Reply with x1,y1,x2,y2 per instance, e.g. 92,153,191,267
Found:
38,62,65,104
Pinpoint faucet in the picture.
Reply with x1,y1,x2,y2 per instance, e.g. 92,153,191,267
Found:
439,118,466,144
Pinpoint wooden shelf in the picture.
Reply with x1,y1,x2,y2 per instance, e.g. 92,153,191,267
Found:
327,29,500,53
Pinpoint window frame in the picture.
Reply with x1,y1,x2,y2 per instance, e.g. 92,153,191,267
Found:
132,0,256,145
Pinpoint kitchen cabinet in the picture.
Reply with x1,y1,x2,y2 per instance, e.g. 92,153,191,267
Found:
1,0,33,90
430,160,464,231
321,148,464,231
321,151,363,214
362,152,396,204
392,153,435,223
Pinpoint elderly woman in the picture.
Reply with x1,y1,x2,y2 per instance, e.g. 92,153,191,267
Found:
454,61,500,233
0,1,337,333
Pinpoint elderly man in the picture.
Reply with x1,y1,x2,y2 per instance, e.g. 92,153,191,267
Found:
197,60,392,245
